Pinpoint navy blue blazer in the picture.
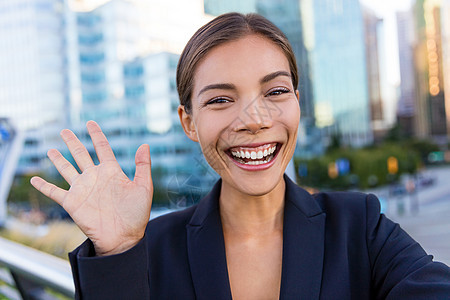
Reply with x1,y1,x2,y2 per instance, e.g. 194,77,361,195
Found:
69,176,450,299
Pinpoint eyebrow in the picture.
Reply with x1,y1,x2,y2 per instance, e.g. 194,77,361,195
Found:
197,83,236,97
260,71,291,84
197,70,292,97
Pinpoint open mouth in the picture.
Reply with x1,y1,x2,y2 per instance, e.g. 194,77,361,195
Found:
226,142,281,166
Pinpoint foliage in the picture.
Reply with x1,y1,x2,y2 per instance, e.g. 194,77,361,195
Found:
7,174,69,211
0,221,85,259
295,142,422,190
403,139,439,164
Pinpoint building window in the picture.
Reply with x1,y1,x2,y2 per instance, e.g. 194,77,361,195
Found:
78,33,103,45
125,85,145,99
123,64,144,78
81,72,105,84
79,53,105,65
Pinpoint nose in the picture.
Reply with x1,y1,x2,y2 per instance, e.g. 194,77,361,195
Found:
233,96,273,134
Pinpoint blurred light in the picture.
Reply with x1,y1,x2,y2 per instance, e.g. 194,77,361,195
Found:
430,86,440,95
428,52,438,62
429,76,439,86
429,64,439,74
387,156,398,174
328,162,338,179
445,151,450,163
428,151,444,163
427,39,437,50
315,102,334,128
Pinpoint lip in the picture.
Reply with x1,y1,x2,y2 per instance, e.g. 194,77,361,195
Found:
225,142,282,171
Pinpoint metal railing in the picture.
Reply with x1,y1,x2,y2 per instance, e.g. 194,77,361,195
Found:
0,236,75,299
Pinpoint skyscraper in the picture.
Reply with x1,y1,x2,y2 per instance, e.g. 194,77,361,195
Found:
397,9,417,137
204,0,257,15
0,0,70,174
413,0,448,142
441,0,450,137
306,0,373,147
363,7,385,142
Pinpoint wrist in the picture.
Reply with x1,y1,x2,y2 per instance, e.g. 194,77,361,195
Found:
94,235,144,257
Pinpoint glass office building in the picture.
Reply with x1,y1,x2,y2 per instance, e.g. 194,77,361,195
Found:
397,9,417,137
413,0,447,142
0,0,70,174
443,0,450,138
305,0,373,147
204,0,258,15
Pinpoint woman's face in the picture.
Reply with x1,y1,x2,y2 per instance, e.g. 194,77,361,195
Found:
179,34,300,196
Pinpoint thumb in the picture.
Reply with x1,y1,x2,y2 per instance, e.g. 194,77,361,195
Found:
134,144,152,188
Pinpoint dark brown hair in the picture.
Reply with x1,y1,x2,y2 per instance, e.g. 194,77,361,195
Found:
176,12,298,114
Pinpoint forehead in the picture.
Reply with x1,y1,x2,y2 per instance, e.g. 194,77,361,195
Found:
192,34,290,90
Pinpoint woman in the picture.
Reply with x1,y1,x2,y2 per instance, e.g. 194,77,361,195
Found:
31,13,449,299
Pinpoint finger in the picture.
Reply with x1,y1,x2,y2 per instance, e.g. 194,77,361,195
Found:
47,149,79,185
60,129,95,172
86,120,116,163
134,144,152,188
30,176,67,206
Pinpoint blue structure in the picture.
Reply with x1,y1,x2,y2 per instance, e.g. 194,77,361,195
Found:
0,119,24,226
304,0,373,147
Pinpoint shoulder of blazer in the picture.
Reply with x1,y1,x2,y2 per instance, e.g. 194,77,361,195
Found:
311,191,382,231
146,179,223,237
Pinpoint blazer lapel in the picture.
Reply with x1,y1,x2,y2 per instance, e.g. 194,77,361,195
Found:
186,176,325,300
186,179,233,300
280,175,326,300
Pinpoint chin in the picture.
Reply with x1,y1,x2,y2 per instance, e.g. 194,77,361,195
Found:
224,167,286,197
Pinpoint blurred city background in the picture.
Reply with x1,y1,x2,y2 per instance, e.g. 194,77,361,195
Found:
0,0,450,298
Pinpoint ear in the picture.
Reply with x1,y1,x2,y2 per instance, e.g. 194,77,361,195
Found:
178,105,199,142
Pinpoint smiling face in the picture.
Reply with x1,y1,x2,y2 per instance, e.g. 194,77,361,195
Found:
179,34,300,196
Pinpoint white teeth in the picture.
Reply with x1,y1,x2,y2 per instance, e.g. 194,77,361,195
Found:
257,151,263,159
229,144,278,163
244,158,270,165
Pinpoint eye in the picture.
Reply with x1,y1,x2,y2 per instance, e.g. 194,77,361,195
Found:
206,97,232,105
266,87,290,97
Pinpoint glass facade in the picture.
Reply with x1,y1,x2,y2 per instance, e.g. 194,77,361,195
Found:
414,0,448,141
0,0,69,174
397,9,417,137
204,0,257,15
307,0,373,147
443,0,450,137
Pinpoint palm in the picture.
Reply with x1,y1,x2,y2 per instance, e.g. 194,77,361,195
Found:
31,121,153,255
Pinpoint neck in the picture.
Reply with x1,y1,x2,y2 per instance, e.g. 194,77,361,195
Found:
219,178,285,237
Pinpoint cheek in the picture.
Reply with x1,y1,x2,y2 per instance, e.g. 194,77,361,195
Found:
279,100,300,133
194,115,226,155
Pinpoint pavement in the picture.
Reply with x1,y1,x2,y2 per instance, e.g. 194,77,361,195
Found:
373,166,450,265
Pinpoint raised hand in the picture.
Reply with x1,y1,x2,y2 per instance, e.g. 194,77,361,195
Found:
30,121,153,256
